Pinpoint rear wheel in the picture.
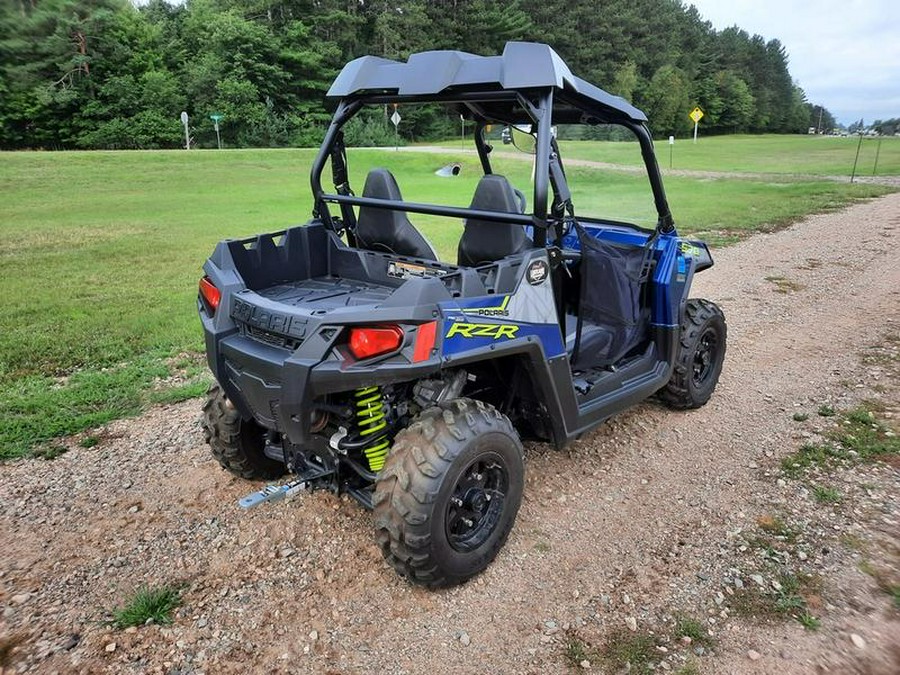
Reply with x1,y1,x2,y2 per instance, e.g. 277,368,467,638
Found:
659,298,726,409
374,398,524,588
202,384,285,480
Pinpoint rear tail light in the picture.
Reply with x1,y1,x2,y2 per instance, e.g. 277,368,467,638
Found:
199,276,221,313
348,325,404,360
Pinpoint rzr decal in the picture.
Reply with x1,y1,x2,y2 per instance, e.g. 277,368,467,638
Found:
445,322,519,340
679,241,703,257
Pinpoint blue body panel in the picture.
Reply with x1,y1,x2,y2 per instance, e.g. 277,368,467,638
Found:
440,308,566,358
436,221,700,364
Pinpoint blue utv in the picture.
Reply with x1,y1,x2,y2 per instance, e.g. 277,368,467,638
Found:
198,42,726,588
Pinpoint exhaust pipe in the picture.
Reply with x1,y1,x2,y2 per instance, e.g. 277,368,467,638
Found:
434,163,461,177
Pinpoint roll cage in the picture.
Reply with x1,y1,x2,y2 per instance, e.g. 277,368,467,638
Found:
309,44,676,254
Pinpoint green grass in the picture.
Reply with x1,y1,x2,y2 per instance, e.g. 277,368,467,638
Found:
563,636,592,668
112,585,181,628
602,630,658,675
781,406,900,478
673,615,714,648
732,571,821,629
889,585,900,610
555,134,900,176
811,485,842,504
0,147,893,457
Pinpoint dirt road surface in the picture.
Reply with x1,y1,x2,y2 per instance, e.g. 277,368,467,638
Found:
2,194,899,674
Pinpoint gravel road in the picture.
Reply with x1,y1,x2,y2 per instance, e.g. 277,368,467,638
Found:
1,193,899,674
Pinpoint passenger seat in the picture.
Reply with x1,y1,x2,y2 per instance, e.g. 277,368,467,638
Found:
457,175,532,267
356,168,438,261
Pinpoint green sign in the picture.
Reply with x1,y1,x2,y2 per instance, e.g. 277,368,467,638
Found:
210,114,223,122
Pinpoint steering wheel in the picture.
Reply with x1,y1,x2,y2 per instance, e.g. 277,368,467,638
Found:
513,188,527,213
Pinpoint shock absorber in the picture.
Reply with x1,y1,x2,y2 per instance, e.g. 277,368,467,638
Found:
353,386,390,472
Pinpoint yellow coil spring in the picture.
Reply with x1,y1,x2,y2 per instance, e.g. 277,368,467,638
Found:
354,386,389,472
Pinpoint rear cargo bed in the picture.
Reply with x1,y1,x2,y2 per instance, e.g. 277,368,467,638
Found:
256,276,393,310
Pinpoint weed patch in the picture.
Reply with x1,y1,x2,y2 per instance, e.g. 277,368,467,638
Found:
811,485,841,504
765,275,804,294
781,406,899,478
732,571,821,629
756,514,800,543
112,585,181,629
602,630,658,675
31,444,68,460
563,635,594,668
674,615,714,648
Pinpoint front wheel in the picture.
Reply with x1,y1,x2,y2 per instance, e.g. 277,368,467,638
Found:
374,398,524,589
659,298,727,409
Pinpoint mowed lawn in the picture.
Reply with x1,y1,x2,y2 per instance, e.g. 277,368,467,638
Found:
557,134,900,176
0,147,893,457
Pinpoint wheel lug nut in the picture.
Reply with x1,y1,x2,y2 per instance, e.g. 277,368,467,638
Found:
451,497,463,507
462,518,473,527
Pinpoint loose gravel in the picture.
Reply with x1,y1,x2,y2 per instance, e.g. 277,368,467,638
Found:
1,193,899,674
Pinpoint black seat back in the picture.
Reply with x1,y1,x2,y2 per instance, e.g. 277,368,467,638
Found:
457,174,532,267
357,168,438,260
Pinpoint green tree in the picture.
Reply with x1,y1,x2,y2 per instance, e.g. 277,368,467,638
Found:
641,65,691,136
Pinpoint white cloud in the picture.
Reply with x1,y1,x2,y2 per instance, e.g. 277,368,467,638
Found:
688,0,900,124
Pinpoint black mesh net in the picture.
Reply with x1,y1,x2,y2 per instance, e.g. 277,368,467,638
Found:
572,223,653,368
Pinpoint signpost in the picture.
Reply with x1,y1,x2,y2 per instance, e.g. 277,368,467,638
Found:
390,105,401,151
689,106,704,144
180,111,190,150
210,113,223,150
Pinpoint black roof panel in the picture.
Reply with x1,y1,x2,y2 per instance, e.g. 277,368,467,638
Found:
327,42,647,123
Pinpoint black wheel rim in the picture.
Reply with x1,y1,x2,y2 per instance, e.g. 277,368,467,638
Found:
445,453,509,553
692,327,719,387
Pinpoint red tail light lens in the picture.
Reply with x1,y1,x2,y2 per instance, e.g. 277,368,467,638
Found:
199,276,221,313
348,325,404,360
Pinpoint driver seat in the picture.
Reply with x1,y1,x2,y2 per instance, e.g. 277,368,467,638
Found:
457,175,532,267
356,168,438,260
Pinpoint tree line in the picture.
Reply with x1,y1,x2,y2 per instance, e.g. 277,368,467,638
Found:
0,0,838,150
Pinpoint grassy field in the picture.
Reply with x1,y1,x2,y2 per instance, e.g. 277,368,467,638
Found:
556,134,900,176
0,145,894,458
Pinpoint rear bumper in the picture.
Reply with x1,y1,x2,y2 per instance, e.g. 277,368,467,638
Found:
206,320,441,447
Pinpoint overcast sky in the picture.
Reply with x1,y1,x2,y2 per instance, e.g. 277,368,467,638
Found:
687,0,900,124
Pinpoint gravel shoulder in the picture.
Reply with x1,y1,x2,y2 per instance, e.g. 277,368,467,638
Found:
1,194,899,674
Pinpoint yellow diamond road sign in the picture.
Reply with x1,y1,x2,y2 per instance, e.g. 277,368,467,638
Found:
689,107,704,123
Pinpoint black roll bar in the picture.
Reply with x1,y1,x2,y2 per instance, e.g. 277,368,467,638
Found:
321,194,534,226
308,88,675,239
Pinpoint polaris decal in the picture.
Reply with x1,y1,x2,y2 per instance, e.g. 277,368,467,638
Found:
445,322,519,340
462,295,510,317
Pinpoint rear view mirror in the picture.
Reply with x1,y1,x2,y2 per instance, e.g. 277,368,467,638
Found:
507,125,536,155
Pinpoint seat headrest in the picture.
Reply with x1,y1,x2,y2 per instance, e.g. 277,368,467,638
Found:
362,168,403,201
457,174,531,267
469,174,521,213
